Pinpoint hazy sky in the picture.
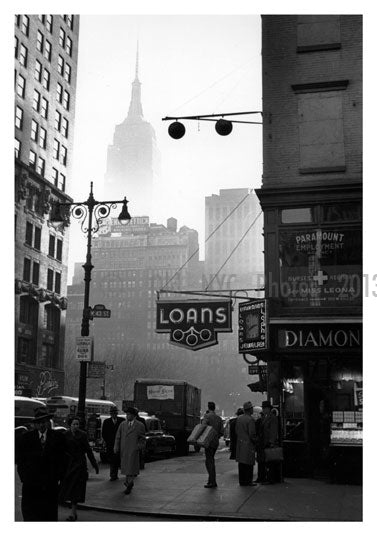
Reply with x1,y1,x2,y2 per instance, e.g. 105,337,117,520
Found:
68,14,262,281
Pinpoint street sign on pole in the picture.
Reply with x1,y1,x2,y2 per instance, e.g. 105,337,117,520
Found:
92,304,111,318
87,361,107,378
75,336,93,362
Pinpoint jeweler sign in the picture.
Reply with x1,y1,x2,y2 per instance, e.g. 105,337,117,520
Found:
239,299,268,353
75,336,93,362
156,299,232,351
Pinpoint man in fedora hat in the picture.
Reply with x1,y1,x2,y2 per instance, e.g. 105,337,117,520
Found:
259,400,280,484
114,407,146,495
16,406,65,521
102,406,125,480
235,401,257,486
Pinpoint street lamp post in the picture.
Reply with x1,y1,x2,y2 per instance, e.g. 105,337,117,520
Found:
50,182,131,427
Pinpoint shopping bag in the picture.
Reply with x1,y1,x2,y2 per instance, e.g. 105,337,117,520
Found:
196,425,217,448
264,446,284,462
187,423,207,444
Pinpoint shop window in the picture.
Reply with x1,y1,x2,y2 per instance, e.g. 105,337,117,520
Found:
322,203,362,222
282,365,305,441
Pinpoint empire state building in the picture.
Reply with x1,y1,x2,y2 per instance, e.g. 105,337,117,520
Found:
104,45,160,215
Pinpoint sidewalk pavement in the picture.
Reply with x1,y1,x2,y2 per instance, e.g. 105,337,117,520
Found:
83,448,362,521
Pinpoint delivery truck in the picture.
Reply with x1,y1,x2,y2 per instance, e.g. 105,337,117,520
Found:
132,378,201,454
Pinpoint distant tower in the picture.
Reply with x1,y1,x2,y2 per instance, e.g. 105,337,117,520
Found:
104,43,160,215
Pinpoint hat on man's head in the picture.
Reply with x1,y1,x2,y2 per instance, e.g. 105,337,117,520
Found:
262,400,273,409
125,406,138,416
34,406,53,422
110,406,118,413
236,407,244,416
243,401,253,411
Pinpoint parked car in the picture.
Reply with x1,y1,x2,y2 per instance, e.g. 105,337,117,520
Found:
141,413,176,461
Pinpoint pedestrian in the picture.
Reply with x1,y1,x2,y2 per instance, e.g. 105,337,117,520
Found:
235,401,257,486
16,406,65,521
229,407,244,460
202,401,224,488
59,416,99,521
114,406,146,495
135,408,146,469
101,406,125,480
259,400,280,484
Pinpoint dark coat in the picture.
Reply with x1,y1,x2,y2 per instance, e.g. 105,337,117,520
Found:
16,428,65,521
59,429,98,504
235,414,257,465
260,412,279,448
202,411,224,449
229,417,238,459
102,416,125,453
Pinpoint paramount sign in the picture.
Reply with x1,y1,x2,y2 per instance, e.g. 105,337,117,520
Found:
156,299,232,350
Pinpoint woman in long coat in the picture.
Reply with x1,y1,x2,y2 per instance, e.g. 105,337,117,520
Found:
59,416,99,521
114,407,146,494
235,401,257,486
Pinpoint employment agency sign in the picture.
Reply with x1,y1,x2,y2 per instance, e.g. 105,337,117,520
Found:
156,299,232,350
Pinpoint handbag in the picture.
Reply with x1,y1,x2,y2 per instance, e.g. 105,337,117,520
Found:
264,446,284,462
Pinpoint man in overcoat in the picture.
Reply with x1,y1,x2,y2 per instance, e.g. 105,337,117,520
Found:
16,406,65,521
114,406,146,494
235,401,257,486
202,401,224,488
102,406,125,480
259,400,280,484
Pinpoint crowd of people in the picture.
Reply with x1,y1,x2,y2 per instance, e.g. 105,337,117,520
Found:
16,400,281,522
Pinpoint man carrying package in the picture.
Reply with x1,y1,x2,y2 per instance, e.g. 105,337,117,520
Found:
201,401,224,488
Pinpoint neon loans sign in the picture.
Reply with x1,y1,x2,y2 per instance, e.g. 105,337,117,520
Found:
156,299,232,350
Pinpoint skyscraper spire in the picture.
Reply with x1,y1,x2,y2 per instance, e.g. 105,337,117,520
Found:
127,41,143,119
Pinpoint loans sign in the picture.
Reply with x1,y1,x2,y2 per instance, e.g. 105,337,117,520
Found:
156,299,232,351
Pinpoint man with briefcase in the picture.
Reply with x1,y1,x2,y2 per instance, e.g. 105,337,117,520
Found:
259,400,282,484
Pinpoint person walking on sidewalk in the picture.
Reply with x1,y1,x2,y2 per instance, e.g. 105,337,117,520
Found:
59,416,99,521
102,407,125,481
235,401,257,486
202,401,224,488
259,400,280,484
16,406,65,521
114,407,146,495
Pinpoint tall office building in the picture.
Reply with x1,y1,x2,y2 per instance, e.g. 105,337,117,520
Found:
15,15,80,397
256,15,362,479
103,45,160,216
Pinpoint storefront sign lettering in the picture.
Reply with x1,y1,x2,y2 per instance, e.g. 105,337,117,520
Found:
278,326,361,349
36,370,59,396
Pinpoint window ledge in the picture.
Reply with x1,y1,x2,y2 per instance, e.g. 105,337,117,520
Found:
292,80,349,93
299,166,346,174
297,43,341,53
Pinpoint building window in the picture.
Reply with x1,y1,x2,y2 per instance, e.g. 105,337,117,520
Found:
49,234,55,256
15,36,19,58
30,119,38,141
297,15,341,53
65,15,74,30
44,304,60,332
19,43,28,67
56,82,63,103
37,30,44,52
34,59,42,82
61,117,69,137
47,268,54,291
32,261,40,285
58,55,64,75
44,40,52,61
46,15,53,33
25,221,33,246
53,138,60,159
41,97,49,119
15,106,23,129
37,156,45,177
32,89,41,111
55,272,61,294
65,35,72,56
56,239,63,261
34,226,41,250
38,15,45,23
59,27,66,48
52,167,59,187
281,208,314,224
15,15,20,27
39,126,47,149
63,90,70,110
21,15,29,36
60,145,67,165
55,110,62,131
16,74,26,98
64,62,71,83
23,257,31,281
40,343,54,368
58,173,66,191
15,138,21,158
29,150,36,168
42,68,50,91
